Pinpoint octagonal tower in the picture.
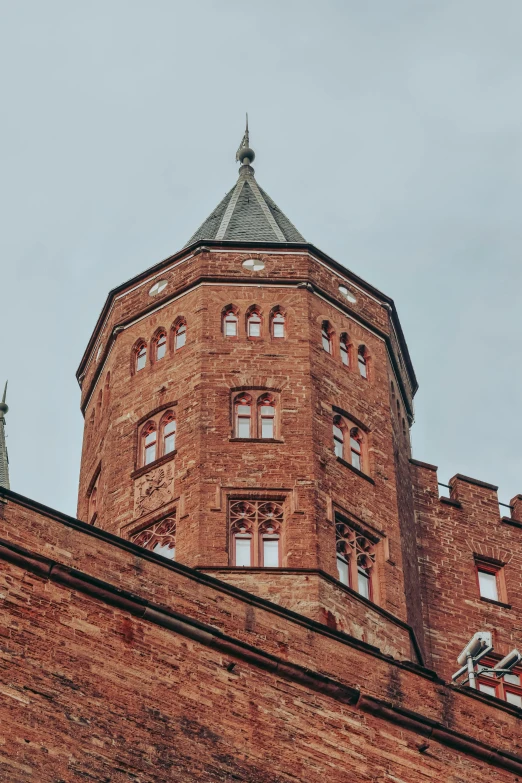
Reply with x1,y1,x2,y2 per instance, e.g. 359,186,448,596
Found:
77,132,424,662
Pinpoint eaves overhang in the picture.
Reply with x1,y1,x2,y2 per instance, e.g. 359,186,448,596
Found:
76,239,418,397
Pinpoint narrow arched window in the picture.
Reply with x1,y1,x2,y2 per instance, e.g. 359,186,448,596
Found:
259,507,281,567
136,342,147,372
235,394,252,438
175,321,186,350
162,413,176,454
271,310,285,338
224,308,239,337
350,427,362,471
340,334,350,367
89,487,98,524
142,423,157,465
258,394,276,439
358,345,368,379
333,415,345,459
322,321,333,354
155,332,167,361
247,309,262,338
104,372,110,408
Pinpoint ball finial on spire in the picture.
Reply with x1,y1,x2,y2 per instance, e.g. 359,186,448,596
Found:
235,113,255,166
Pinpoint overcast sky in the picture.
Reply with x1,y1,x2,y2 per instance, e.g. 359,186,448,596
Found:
1,1,521,516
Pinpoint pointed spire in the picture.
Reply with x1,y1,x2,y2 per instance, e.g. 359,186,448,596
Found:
235,113,255,165
186,119,305,246
0,382,10,490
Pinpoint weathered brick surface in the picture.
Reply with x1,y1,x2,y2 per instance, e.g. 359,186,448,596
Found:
77,244,423,653
1,496,522,781
412,461,522,680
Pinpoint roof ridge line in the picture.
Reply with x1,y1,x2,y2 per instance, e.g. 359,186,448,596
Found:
247,173,286,242
215,176,246,240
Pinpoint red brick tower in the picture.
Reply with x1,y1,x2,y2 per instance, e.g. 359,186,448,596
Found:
77,129,425,661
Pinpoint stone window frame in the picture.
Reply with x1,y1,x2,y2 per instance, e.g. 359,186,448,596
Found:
134,401,178,473
130,516,177,561
132,338,148,375
477,655,522,707
222,304,240,338
231,388,281,442
270,306,286,339
474,556,508,605
245,305,263,340
152,328,168,363
229,498,285,568
335,511,380,604
332,409,370,478
87,463,101,526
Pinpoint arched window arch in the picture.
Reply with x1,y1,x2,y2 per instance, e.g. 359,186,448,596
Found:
235,393,252,438
358,345,369,379
333,415,345,459
174,319,186,351
336,517,376,600
230,500,284,568
154,331,167,361
340,333,350,367
349,427,363,471
223,306,239,337
131,518,176,560
142,422,158,466
161,411,177,454
246,307,262,338
135,341,147,372
258,394,276,439
321,321,334,354
271,308,286,339
230,501,254,567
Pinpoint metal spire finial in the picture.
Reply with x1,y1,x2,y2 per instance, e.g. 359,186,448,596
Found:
0,381,9,490
0,381,7,417
235,113,255,165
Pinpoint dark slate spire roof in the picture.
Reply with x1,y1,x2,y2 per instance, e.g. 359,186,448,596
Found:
0,382,9,490
186,123,305,246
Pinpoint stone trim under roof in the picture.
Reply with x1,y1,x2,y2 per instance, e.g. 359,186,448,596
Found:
186,164,305,245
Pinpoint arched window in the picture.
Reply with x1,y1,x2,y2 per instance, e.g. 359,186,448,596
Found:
155,332,167,361
358,345,368,379
89,487,97,524
174,320,186,350
223,307,239,337
230,500,283,568
271,309,285,338
349,427,363,471
235,394,252,438
142,422,157,465
336,517,376,600
131,518,176,560
340,334,350,367
247,309,262,338
322,321,333,354
136,342,147,372
97,388,103,419
333,415,345,459
230,502,254,567
161,412,177,454
258,394,276,439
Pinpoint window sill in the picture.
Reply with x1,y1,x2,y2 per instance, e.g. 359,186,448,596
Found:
131,450,176,480
336,457,375,484
480,596,511,609
229,438,284,444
